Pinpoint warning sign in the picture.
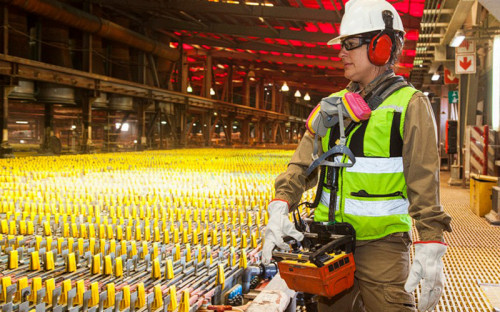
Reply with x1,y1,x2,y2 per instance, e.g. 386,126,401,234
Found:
456,40,475,54
455,53,476,74
444,68,459,84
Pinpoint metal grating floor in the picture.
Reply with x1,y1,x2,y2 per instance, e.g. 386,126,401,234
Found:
414,171,500,312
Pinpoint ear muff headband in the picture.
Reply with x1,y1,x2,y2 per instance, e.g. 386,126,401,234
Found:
368,10,396,66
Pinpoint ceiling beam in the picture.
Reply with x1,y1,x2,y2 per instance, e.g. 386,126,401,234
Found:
441,0,475,45
151,19,336,42
423,9,455,14
419,33,444,38
182,37,340,56
186,49,342,67
96,0,343,23
421,22,449,28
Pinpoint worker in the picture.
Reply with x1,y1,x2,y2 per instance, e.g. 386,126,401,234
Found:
262,0,452,311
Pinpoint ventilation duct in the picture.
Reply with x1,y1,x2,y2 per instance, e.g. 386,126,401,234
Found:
89,10,108,109
109,95,133,111
9,80,35,101
37,19,75,105
108,16,133,111
91,92,109,109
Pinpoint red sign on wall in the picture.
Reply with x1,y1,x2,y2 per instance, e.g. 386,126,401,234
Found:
456,39,475,54
455,53,476,74
444,68,459,84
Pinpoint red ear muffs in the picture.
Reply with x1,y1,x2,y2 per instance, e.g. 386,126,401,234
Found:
368,34,392,66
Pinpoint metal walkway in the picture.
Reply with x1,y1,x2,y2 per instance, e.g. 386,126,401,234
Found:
420,171,500,311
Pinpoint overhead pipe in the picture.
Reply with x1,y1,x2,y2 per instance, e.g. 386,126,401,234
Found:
6,0,180,62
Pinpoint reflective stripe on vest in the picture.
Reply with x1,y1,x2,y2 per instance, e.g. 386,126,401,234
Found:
345,156,403,174
321,191,408,216
344,198,409,216
315,86,418,240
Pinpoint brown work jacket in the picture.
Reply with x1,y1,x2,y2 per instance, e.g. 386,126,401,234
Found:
274,71,452,242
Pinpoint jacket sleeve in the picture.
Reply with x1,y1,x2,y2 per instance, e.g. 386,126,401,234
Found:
403,92,452,242
274,131,321,210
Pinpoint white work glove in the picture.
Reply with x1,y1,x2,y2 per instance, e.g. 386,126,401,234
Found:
404,242,448,312
261,200,304,265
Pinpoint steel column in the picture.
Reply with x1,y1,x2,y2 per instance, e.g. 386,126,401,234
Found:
82,94,93,153
204,54,212,98
0,86,13,157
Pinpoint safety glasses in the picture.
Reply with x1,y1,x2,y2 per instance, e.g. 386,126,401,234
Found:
341,37,372,51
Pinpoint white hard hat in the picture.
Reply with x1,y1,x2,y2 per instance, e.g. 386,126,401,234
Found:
327,0,405,45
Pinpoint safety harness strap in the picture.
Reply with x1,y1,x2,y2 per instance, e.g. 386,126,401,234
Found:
365,76,409,110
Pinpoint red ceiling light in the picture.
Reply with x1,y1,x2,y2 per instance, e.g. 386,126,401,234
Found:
289,40,303,47
295,0,320,9
322,1,336,10
286,0,301,8
275,39,289,45
409,0,425,17
404,50,416,57
398,63,414,68
318,23,336,34
405,29,419,41
304,23,318,32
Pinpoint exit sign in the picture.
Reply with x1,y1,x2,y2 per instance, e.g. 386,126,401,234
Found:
448,91,458,104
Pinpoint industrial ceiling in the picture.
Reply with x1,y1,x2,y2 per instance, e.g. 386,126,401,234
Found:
93,0,427,99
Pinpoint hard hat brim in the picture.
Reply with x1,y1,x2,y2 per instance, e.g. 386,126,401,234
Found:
326,34,357,45
327,35,343,45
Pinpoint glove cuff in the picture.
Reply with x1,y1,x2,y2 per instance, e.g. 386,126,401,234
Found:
269,199,289,207
414,240,448,246
268,199,290,215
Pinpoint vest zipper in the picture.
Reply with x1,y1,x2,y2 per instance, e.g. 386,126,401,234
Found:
350,190,406,199
339,122,362,222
